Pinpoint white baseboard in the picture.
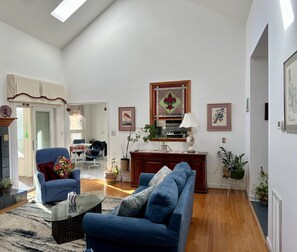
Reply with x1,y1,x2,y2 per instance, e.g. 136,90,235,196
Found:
266,237,272,252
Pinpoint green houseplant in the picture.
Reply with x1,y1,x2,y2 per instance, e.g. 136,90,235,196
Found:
218,146,234,177
142,124,157,143
229,153,248,180
218,147,248,179
254,167,268,205
0,178,13,195
121,128,141,171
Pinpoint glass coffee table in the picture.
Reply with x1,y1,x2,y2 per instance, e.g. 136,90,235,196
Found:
44,191,106,244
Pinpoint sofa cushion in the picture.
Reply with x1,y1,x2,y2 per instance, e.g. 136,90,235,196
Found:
116,186,155,217
148,165,172,187
165,169,187,195
37,161,58,181
145,178,178,223
173,162,192,177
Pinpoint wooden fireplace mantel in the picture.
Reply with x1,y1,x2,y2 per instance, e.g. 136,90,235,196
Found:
0,117,17,127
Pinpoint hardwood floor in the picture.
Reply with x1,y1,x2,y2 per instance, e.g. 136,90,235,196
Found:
1,179,268,251
81,179,268,252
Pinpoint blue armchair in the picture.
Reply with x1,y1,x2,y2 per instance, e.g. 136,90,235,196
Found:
35,147,80,204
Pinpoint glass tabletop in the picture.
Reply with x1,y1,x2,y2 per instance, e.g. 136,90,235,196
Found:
44,191,106,222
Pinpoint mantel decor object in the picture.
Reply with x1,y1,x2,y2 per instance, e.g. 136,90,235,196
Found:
179,113,199,153
0,105,12,118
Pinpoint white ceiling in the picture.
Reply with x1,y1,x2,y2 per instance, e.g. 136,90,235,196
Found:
189,0,253,24
0,0,115,48
0,0,252,49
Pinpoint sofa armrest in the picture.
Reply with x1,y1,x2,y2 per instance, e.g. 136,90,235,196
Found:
36,171,46,184
71,169,80,180
83,213,178,246
139,173,155,186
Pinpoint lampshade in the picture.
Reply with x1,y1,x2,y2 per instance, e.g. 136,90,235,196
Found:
179,113,199,128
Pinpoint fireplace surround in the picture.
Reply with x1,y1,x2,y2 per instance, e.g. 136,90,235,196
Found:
0,117,27,210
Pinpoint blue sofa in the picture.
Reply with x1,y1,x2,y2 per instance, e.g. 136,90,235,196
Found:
82,162,196,252
35,147,80,204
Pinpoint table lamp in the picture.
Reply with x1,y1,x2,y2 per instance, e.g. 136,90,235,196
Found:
179,113,199,153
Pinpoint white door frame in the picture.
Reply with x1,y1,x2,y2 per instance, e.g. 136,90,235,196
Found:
10,103,61,189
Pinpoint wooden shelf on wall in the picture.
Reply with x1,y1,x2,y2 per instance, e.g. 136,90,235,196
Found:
0,118,17,127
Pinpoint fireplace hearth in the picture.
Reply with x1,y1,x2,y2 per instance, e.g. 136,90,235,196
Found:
0,189,27,210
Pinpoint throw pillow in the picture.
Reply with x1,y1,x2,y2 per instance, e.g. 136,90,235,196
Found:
149,165,172,187
173,162,192,177
53,156,75,179
37,161,58,181
145,178,178,223
116,186,155,217
164,169,187,195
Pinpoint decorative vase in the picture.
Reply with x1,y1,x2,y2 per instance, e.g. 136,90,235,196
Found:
121,158,130,172
105,172,117,185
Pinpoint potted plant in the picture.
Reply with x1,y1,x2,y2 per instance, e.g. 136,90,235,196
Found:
218,146,234,177
229,153,248,180
142,124,170,151
142,124,157,143
254,167,268,206
0,178,14,195
105,158,119,184
121,129,141,171
218,147,248,179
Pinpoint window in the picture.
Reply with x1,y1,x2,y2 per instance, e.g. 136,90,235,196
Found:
69,114,84,143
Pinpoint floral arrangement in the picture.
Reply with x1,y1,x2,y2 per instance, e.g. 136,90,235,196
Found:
53,156,75,178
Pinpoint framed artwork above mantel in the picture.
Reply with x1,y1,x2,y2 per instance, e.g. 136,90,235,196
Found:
149,80,191,142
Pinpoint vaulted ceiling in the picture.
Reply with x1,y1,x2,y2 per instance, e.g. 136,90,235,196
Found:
0,0,252,48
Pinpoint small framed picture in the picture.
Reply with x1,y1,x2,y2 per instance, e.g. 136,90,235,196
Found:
284,50,297,132
207,103,231,131
118,107,135,131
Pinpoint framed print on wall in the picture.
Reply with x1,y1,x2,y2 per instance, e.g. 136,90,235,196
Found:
118,107,135,131
207,103,231,131
149,80,191,141
284,50,297,132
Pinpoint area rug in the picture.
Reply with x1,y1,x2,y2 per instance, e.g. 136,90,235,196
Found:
0,196,121,252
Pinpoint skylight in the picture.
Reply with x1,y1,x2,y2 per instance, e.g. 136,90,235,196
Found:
279,0,294,30
51,0,87,23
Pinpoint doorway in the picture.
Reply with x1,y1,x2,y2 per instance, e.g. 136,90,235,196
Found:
250,25,269,238
66,102,108,179
17,105,55,190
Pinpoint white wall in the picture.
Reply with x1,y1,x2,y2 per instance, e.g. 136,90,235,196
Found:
83,103,108,142
0,22,65,104
0,20,66,184
246,0,297,251
63,0,246,184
